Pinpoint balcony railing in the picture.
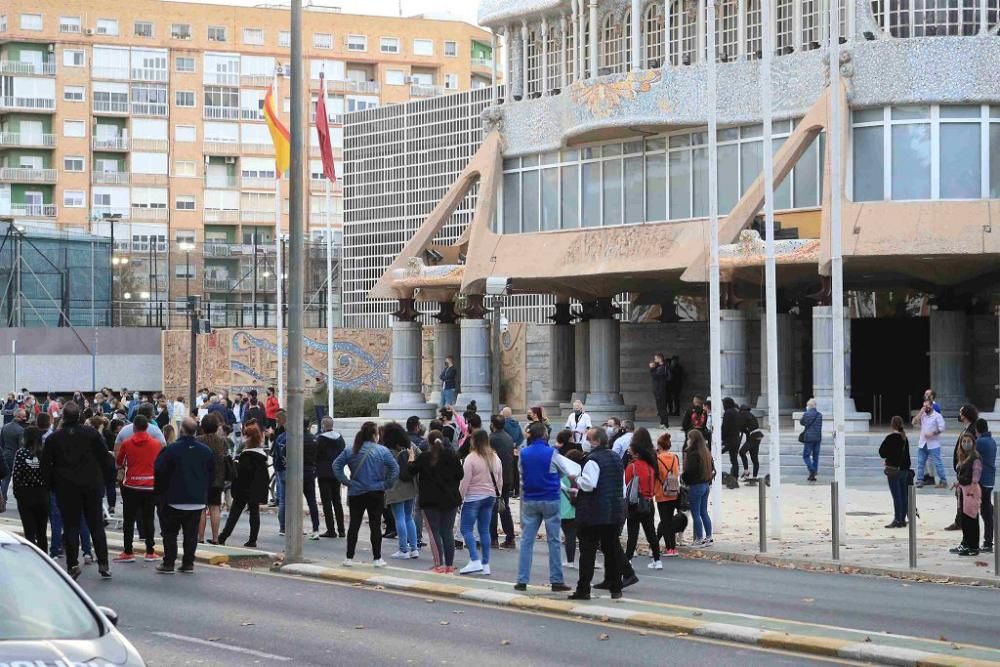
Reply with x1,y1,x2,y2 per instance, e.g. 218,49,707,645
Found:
0,132,55,148
206,177,238,188
410,84,444,97
10,203,56,218
241,142,273,154
131,102,168,117
204,73,240,87
240,108,264,121
93,100,129,114
131,137,168,152
92,136,129,151
204,106,240,120
203,140,239,155
309,112,344,125
471,57,494,69
324,79,380,94
92,206,131,220
91,66,130,80
309,179,344,195
240,210,273,223
0,60,56,76
309,146,344,159
0,167,57,183
204,243,242,257
130,67,169,83
241,73,272,87
204,209,240,223
130,206,169,221
92,171,130,185
0,97,56,112
241,176,274,190
131,173,169,186
204,277,235,291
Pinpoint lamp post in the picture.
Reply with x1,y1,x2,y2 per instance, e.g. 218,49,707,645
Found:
111,255,129,326
178,241,195,302
102,212,122,327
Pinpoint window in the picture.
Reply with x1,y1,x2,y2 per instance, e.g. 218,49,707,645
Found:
174,160,196,177
20,14,42,31
175,90,195,107
444,41,457,57
96,18,118,36
63,156,85,172
601,15,624,74
208,26,226,42
444,73,458,90
644,3,665,67
346,34,367,51
63,85,85,101
63,49,85,67
63,190,85,207
175,125,196,142
60,16,81,33
668,0,697,65
380,37,400,53
171,23,191,40
175,56,195,73
175,195,196,210
243,28,264,45
313,33,332,49
413,39,433,56
63,120,85,138
134,21,153,38
385,69,405,86
279,31,290,47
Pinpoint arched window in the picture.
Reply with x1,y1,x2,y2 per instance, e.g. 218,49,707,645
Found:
877,0,993,35
526,27,542,96
745,0,762,58
565,17,577,81
668,0,698,65
601,13,624,73
545,26,560,91
644,2,666,68
776,0,795,52
801,0,821,46
717,0,740,59
624,10,633,71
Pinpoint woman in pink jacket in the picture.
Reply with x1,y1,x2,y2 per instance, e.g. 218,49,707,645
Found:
458,429,502,576
950,433,983,557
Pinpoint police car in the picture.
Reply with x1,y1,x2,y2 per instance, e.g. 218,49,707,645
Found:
0,530,144,666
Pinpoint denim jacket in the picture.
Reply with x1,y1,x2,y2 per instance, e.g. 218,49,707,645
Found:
332,441,399,497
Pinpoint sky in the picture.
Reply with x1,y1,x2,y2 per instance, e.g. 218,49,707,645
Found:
170,0,480,26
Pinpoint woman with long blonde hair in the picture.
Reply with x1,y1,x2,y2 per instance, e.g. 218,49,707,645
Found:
681,430,715,547
457,429,502,575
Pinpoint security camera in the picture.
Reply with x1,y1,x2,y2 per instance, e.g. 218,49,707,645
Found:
499,314,510,334
485,276,511,296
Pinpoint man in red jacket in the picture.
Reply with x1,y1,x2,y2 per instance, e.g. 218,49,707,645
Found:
114,415,162,563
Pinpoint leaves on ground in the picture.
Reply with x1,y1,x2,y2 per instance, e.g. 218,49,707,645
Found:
598,633,610,641
802,598,815,603
439,621,450,625
500,640,511,646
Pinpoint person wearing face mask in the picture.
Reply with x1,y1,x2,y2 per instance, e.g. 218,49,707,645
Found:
564,400,592,446
1,408,29,510
127,392,141,422
944,404,979,531
681,395,710,442
949,433,983,557
611,420,635,461
526,406,551,440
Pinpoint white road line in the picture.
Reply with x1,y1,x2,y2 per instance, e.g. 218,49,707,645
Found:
152,631,292,661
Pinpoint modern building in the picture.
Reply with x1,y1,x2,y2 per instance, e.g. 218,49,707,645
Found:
348,0,1000,426
0,0,496,327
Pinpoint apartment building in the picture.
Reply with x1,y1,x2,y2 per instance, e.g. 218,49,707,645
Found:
0,0,496,326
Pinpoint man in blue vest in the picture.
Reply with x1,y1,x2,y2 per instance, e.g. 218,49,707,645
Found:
515,422,581,592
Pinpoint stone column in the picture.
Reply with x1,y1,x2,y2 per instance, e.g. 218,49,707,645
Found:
456,295,493,414
929,309,969,416
631,0,642,70
542,302,575,413
571,313,590,405
756,310,797,415
586,298,635,422
379,298,436,420
589,0,599,79
428,302,460,406
720,309,750,406
521,20,530,100
805,305,869,430
541,17,549,97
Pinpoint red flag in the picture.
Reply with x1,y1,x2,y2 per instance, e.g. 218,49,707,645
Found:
315,72,337,183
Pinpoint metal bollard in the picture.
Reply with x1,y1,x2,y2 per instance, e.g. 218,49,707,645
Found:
759,479,767,553
831,481,840,561
908,484,917,569
994,490,999,577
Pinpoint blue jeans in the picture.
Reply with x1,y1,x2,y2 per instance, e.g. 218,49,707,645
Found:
391,499,418,553
49,493,92,557
460,497,496,564
887,473,908,524
441,388,456,408
517,498,562,585
914,446,947,484
276,470,287,532
802,441,821,475
688,482,712,541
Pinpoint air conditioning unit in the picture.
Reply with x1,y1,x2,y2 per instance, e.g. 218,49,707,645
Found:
224,156,236,164
84,28,94,36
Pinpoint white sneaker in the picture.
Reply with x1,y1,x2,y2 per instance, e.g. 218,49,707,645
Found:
342,558,355,567
308,532,320,541
409,550,420,559
390,550,410,559
278,531,285,537
702,537,714,546
482,564,491,576
691,538,704,547
562,561,577,569
459,560,484,575
648,560,663,570
373,558,387,568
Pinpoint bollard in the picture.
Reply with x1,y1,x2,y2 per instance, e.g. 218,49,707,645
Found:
759,479,767,553
831,481,840,561
908,483,917,569
994,490,999,577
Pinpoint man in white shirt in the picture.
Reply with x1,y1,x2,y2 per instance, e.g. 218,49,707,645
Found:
914,399,948,488
611,421,635,460
564,400,592,445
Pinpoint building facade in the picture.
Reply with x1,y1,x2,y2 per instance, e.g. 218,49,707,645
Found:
0,0,495,327
351,0,1000,425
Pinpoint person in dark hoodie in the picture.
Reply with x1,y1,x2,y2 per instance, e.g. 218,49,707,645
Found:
974,418,996,552
738,404,764,480
40,401,113,580
649,353,671,429
720,397,743,480
315,416,346,538
241,390,267,427
301,418,321,540
218,423,269,547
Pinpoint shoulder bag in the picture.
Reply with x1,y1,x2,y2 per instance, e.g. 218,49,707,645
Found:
487,456,507,513
626,463,654,515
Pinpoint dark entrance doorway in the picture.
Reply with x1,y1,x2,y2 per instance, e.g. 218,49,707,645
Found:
852,317,929,424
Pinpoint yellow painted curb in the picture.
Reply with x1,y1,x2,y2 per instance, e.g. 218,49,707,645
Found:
628,612,704,634
759,632,852,657
317,568,371,584
509,597,577,614
916,656,1000,667
404,580,468,597
206,554,230,566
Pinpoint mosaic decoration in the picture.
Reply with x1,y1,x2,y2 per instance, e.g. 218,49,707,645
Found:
718,230,821,268
500,322,528,412
570,69,662,119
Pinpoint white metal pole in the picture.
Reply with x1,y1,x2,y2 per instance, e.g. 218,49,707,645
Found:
589,0,599,79
275,179,284,406
10,340,15,394
829,0,847,543
631,0,642,69
760,0,782,539
707,0,724,527
325,178,334,419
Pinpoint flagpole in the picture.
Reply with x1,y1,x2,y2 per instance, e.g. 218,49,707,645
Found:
273,70,285,407
322,72,335,420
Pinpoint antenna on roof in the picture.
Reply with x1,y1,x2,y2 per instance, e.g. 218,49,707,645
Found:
398,0,403,17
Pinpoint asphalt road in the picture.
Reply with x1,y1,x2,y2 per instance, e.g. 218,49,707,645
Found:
75,563,844,666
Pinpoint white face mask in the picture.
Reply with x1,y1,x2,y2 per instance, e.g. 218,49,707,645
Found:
605,426,615,436
582,440,593,453
309,424,319,435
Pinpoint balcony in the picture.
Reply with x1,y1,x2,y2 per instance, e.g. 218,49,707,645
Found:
92,171,130,185
204,277,235,291
203,140,239,155
204,209,240,223
241,73,272,87
0,167,57,183
309,146,344,160
130,67,169,83
240,210,273,223
10,203,56,218
204,243,243,257
93,100,129,114
131,173,169,186
240,108,264,121
410,84,444,98
204,73,240,87
131,138,168,152
471,57,494,69
92,136,129,151
206,177,238,189
130,206,169,222
0,132,55,148
0,60,56,76
204,106,240,121
241,142,273,154
241,176,274,190
309,112,344,125
91,66,130,80
131,102,168,117
0,97,56,112
92,206,131,220
309,179,343,195
325,79,380,95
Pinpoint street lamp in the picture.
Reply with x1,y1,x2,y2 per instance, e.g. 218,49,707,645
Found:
103,212,122,327
178,241,195,301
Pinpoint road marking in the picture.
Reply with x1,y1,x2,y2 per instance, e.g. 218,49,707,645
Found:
152,631,292,661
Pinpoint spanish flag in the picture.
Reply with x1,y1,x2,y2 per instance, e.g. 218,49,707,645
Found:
263,86,290,178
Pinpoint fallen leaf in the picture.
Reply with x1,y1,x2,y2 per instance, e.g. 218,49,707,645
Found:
939,636,948,642
598,633,610,641
802,598,815,603
355,625,365,630
639,631,648,636
974,561,988,568
500,640,511,646
440,621,450,626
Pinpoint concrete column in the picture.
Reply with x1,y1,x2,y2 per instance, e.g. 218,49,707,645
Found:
560,14,569,89
571,319,591,403
720,309,750,406
756,310,796,415
378,307,436,419
543,302,575,410
929,309,969,416
589,0,599,79
521,20,530,99
428,322,460,406
504,24,513,101
541,17,549,96
805,305,869,430
631,0,642,70
457,310,493,414
585,300,635,422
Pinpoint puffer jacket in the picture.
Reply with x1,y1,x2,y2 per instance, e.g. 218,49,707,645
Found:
799,408,823,444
